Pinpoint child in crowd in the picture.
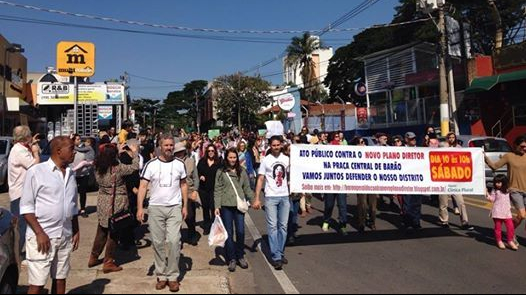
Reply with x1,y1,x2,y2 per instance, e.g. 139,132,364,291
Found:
486,175,519,251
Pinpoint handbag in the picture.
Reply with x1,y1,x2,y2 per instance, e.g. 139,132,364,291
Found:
225,172,249,214
108,166,135,238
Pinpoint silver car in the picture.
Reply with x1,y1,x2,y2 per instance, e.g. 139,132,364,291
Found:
0,137,13,192
457,136,512,188
0,208,19,294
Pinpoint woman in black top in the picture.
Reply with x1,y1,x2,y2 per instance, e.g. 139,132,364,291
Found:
197,144,223,234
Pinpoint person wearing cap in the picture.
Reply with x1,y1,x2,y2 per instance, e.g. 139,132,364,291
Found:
174,142,200,246
402,132,423,230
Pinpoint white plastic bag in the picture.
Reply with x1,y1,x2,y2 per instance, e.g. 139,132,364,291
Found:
208,216,229,248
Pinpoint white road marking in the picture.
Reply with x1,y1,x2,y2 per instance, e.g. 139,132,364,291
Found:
245,213,300,294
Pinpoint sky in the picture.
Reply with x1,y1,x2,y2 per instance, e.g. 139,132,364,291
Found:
0,0,401,100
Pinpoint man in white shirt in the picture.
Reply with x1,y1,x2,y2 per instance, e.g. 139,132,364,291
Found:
20,136,79,295
137,134,188,293
8,126,40,253
253,136,290,270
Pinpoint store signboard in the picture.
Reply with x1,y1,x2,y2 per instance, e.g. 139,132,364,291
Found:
37,82,125,105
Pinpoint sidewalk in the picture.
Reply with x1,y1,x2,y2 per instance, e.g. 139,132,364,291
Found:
0,192,232,294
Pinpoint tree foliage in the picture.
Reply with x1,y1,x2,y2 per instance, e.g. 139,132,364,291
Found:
214,74,271,129
286,32,323,102
324,0,525,105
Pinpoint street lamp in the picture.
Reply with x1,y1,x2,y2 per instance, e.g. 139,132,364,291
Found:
2,43,24,136
315,101,325,132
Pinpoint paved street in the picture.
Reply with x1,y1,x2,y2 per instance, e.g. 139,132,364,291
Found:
246,195,526,294
2,192,525,294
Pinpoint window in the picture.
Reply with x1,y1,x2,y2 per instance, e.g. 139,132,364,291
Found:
0,140,7,155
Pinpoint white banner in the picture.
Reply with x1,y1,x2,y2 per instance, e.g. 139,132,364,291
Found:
290,145,486,195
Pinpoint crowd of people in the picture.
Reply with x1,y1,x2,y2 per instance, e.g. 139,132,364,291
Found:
5,121,526,293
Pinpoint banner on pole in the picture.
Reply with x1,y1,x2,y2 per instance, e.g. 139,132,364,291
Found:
290,144,486,195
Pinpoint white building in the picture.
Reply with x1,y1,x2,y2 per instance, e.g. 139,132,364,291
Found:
283,36,333,92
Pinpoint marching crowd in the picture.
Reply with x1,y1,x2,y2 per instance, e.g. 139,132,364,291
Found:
5,121,526,293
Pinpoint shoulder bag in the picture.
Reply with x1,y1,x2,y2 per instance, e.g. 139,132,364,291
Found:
225,172,249,214
109,166,135,239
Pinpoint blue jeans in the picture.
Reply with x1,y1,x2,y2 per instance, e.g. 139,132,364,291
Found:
288,199,300,239
221,207,246,262
323,194,348,225
10,198,27,253
403,195,422,227
265,197,290,262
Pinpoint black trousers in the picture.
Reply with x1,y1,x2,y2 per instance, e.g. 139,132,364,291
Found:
199,190,215,228
76,176,89,211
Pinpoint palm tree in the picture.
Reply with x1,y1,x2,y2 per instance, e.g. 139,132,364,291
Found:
286,32,322,101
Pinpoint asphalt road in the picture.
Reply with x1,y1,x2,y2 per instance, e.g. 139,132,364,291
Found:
243,195,526,294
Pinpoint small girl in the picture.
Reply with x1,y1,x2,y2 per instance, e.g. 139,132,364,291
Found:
486,175,519,250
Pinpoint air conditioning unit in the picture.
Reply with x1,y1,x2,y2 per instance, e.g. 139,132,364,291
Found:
417,0,445,13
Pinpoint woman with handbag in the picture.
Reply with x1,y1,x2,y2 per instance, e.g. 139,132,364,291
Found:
88,143,140,273
214,148,254,272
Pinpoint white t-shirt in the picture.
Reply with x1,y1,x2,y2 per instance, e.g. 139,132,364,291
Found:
141,158,187,206
258,153,290,197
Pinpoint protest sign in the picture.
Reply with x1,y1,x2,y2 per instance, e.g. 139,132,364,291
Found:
290,144,486,195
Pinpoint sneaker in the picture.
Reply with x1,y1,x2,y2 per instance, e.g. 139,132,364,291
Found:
321,222,330,232
454,208,460,215
281,257,288,265
80,210,89,218
238,258,249,269
272,260,283,270
461,223,474,231
513,236,520,247
340,224,349,236
228,260,237,272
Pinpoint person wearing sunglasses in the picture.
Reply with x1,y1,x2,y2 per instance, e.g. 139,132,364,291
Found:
197,145,223,235
486,135,526,245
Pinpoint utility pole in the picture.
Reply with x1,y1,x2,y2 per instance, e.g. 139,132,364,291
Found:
237,74,242,129
438,2,450,137
195,90,201,134
121,71,130,120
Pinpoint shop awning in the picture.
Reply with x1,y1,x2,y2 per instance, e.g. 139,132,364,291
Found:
6,97,29,112
466,69,526,94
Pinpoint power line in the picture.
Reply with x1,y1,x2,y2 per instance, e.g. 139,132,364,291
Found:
0,15,305,45
0,0,414,35
126,72,186,85
241,0,382,75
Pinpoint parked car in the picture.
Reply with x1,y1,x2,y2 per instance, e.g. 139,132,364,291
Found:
0,137,13,192
457,136,512,188
0,208,19,294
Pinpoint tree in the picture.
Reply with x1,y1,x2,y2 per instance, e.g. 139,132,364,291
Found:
129,98,160,127
286,32,322,102
214,74,271,129
324,0,526,104
162,80,209,130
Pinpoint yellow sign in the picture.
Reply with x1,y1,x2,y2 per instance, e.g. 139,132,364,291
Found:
56,41,95,77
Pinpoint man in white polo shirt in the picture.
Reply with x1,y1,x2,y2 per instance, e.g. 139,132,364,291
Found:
137,134,188,293
20,136,79,295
